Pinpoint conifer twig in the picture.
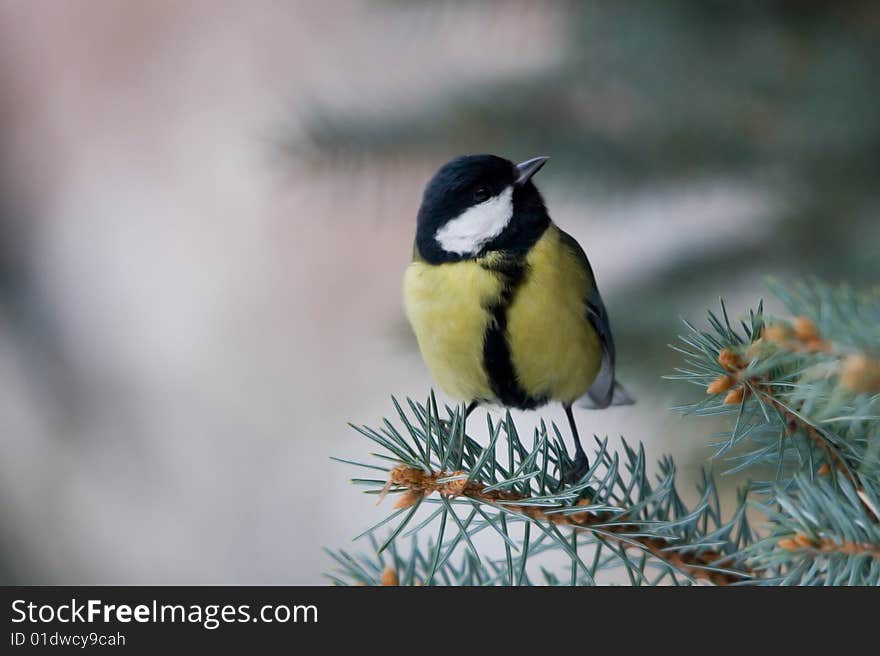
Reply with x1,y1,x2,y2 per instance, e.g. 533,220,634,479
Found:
383,464,750,585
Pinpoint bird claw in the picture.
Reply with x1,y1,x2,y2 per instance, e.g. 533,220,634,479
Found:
561,451,590,486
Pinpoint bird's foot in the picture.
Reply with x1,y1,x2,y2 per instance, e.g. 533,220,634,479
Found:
560,450,590,486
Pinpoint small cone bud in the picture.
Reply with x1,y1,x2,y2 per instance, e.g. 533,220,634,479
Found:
804,339,831,354
571,498,592,523
841,354,880,393
724,387,744,405
718,348,743,371
817,463,831,476
707,375,735,395
764,323,793,344
381,567,399,586
390,464,426,488
777,538,799,551
793,533,815,548
442,471,469,497
393,490,422,510
745,338,766,360
793,316,820,342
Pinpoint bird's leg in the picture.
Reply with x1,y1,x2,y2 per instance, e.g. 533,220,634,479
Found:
562,404,590,484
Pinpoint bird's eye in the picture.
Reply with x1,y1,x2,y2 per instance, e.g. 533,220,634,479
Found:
473,187,491,203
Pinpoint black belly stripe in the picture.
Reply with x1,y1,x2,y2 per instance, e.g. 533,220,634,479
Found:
480,257,547,410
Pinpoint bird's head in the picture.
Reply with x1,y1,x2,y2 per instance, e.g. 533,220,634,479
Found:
415,154,550,263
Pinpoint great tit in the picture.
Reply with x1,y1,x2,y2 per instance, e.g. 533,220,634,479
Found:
403,154,633,480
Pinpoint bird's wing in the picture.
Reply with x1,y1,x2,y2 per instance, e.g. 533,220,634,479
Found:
557,228,634,409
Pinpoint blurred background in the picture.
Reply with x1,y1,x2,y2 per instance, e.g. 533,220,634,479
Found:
1,1,878,583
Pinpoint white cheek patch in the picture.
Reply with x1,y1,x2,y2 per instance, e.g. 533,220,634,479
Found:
434,186,514,255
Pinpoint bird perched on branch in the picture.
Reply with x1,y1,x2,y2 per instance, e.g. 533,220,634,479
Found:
403,154,633,482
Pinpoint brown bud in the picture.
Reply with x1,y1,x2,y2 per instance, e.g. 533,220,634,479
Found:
777,537,799,551
841,354,880,393
570,498,592,523
707,375,735,395
793,533,815,548
839,542,860,555
764,323,793,345
793,316,820,342
745,338,766,361
381,567,399,586
804,338,831,354
817,463,831,476
390,464,426,488
393,490,423,510
441,472,469,497
718,348,743,371
723,387,745,405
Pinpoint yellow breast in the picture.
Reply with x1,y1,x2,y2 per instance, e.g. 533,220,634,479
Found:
403,225,602,406
403,257,501,402
506,226,602,403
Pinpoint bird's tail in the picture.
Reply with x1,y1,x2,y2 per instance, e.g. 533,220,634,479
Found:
576,380,635,409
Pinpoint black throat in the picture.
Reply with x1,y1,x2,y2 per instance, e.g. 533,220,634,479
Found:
479,251,548,410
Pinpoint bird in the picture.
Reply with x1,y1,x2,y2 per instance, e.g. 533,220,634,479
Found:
403,154,633,483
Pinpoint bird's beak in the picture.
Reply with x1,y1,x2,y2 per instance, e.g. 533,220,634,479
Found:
515,156,549,186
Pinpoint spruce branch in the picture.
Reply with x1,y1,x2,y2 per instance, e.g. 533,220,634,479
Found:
748,474,880,585
380,461,751,584
671,280,880,486
332,394,753,586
